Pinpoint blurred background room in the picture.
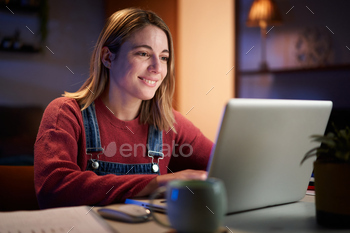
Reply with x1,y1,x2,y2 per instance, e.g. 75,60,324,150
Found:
0,0,349,166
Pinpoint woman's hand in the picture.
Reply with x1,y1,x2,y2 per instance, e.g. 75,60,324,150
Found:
156,169,207,187
134,169,207,197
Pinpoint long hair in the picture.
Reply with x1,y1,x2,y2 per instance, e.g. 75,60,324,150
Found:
63,8,176,132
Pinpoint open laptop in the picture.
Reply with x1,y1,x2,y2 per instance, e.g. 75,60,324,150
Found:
126,98,332,214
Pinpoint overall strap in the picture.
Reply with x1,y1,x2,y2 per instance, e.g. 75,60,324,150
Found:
147,125,164,169
147,124,163,156
81,102,104,153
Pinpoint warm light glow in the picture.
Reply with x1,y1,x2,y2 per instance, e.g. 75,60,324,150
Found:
246,0,282,71
178,0,234,141
246,0,282,28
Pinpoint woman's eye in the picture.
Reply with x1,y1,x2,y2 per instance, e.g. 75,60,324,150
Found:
161,56,169,62
137,52,149,57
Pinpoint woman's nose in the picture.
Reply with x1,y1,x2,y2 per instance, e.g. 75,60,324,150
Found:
148,55,162,74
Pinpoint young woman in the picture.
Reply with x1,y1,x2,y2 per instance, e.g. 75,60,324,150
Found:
34,8,213,209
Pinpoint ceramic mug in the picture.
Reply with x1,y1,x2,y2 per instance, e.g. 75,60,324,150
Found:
150,178,227,233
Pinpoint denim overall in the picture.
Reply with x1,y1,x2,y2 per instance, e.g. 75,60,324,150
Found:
82,102,164,175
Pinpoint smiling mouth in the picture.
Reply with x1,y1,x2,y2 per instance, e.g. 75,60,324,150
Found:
139,77,157,85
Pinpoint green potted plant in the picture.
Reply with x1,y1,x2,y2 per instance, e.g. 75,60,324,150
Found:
301,124,350,228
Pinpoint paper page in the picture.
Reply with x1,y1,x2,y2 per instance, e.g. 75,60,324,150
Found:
0,206,117,233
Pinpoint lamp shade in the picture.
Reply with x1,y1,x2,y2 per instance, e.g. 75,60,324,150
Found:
246,0,282,27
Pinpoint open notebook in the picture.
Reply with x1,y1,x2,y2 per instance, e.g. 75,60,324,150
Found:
0,206,116,233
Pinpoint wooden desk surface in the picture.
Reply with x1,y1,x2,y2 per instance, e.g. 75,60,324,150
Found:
95,195,349,233
1,195,348,233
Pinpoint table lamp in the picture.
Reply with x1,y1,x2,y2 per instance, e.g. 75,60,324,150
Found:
246,0,282,71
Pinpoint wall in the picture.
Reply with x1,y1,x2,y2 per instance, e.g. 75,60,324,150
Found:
177,0,235,141
0,0,105,107
238,0,350,71
237,0,350,111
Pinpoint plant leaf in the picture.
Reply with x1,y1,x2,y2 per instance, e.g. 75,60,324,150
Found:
300,147,319,165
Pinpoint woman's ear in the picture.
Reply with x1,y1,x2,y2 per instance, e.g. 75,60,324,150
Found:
101,47,114,69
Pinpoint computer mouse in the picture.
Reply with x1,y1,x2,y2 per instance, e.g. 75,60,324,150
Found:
98,204,151,223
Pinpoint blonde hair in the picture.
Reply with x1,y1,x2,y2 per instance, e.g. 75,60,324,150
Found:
63,8,176,132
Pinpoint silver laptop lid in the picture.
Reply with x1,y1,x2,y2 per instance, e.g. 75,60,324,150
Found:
207,98,332,214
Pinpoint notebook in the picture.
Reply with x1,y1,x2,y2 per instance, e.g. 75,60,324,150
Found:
126,98,332,214
0,206,117,232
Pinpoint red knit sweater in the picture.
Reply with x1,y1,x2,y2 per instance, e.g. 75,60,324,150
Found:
34,97,213,209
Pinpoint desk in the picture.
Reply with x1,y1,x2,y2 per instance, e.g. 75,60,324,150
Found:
97,195,349,233
1,195,348,233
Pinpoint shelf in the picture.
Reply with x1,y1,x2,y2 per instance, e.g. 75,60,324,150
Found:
0,3,40,14
240,64,350,76
0,46,40,53
1,1,46,54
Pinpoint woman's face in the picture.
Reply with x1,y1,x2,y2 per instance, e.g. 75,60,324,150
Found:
109,25,169,102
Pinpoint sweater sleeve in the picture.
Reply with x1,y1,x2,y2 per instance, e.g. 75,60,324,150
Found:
167,110,214,173
34,98,157,209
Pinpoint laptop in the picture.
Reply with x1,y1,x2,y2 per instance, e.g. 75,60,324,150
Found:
126,98,332,214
